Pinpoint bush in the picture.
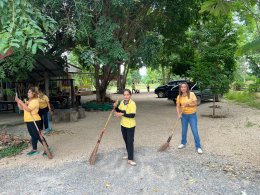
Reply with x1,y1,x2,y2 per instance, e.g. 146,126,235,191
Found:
248,83,259,92
225,91,260,109
233,81,245,91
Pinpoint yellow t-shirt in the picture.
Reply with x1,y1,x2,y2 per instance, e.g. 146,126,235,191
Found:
118,99,136,128
39,95,49,109
24,98,41,122
176,92,197,114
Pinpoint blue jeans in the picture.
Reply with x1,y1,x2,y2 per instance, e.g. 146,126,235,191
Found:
181,112,201,149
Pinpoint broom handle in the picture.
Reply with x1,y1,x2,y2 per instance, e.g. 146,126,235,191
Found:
101,98,120,132
170,106,185,135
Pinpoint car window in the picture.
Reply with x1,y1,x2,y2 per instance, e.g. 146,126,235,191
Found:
168,81,175,86
191,84,199,90
171,85,179,90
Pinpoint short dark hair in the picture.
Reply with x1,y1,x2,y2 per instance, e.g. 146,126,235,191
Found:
123,89,131,95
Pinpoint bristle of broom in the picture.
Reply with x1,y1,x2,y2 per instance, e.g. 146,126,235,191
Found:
157,142,170,152
89,145,99,165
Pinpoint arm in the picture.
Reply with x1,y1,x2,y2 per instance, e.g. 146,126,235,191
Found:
18,100,33,112
123,113,135,118
185,100,197,107
185,93,197,107
176,103,182,118
176,96,182,118
115,107,125,113
123,102,136,118
17,101,24,110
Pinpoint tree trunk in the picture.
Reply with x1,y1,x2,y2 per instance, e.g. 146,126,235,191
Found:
122,64,129,91
117,63,129,94
116,63,121,93
167,66,172,82
213,95,216,117
161,64,166,84
94,64,112,102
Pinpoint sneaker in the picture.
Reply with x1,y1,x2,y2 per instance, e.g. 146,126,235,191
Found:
27,150,39,156
197,148,203,154
178,144,186,149
122,156,128,160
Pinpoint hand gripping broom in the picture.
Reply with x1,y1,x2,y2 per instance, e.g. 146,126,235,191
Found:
89,98,119,165
158,109,184,152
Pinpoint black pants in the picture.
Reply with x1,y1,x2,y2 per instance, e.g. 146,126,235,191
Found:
38,107,49,130
76,95,81,106
121,126,135,160
26,121,48,150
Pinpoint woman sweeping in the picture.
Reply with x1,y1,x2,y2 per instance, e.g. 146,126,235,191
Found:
176,83,203,154
38,89,51,133
15,87,49,156
114,89,137,166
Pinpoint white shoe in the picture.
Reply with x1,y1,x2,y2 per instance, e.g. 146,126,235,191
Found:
178,144,186,149
197,148,203,154
128,160,137,166
122,156,128,160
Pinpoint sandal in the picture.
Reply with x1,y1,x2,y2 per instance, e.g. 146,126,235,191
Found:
128,160,137,166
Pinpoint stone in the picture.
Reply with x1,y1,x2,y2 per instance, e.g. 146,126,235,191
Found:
70,111,78,122
78,108,86,119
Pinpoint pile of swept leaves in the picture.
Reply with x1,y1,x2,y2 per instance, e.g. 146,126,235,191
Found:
0,132,30,159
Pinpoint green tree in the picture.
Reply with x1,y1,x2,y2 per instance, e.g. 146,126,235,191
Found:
0,0,56,54
190,16,237,116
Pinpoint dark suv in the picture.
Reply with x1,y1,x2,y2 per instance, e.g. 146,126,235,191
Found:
154,80,187,98
167,82,221,105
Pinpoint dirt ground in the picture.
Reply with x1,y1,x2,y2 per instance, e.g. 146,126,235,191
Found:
0,92,259,169
1,93,260,194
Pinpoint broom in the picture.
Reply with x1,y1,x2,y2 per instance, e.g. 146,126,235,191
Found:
158,109,184,152
15,93,53,159
89,98,119,165
30,113,53,159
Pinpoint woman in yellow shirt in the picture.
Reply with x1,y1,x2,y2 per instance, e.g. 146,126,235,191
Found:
176,83,203,154
38,89,51,133
114,89,137,166
15,87,49,156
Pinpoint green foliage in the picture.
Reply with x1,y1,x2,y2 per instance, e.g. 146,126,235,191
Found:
127,69,142,85
3,88,15,97
143,67,162,84
247,55,260,78
0,142,29,159
225,91,260,109
232,80,245,91
0,48,35,80
190,16,237,96
0,0,56,54
200,0,233,16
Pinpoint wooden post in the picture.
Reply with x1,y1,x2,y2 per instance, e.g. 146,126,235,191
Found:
44,71,49,96
70,79,75,107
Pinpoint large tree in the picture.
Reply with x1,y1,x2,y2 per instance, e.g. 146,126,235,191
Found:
190,16,237,116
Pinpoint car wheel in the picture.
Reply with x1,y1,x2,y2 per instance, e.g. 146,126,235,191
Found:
158,91,165,98
196,96,201,105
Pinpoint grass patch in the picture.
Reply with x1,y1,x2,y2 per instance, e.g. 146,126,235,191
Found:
0,142,29,159
245,121,256,128
225,91,260,109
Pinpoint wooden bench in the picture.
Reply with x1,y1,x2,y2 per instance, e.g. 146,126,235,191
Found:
0,101,16,112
